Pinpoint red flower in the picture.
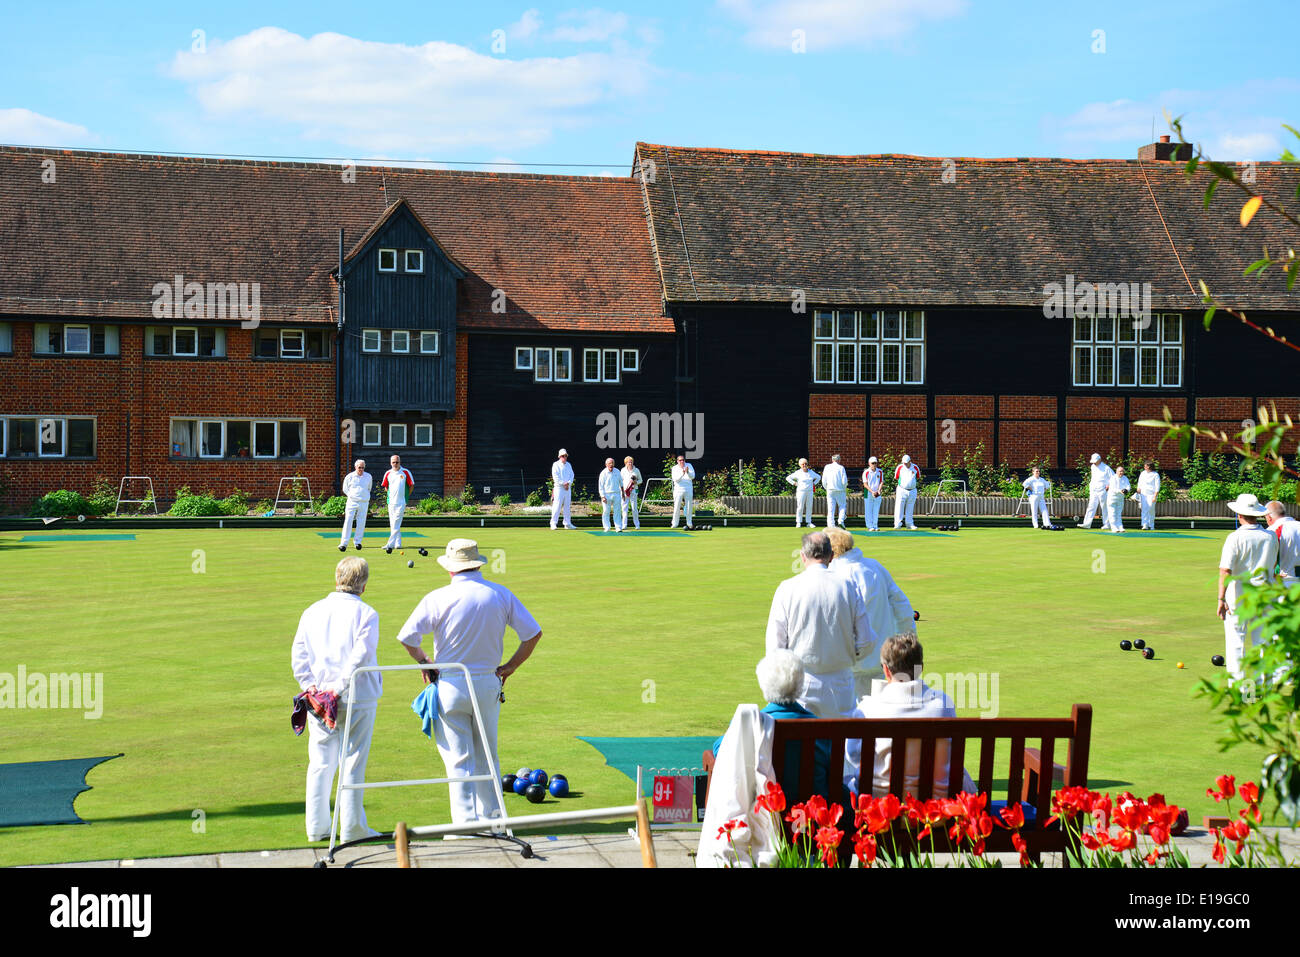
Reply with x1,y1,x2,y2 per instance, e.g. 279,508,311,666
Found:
1081,828,1109,851
815,826,843,867
1238,781,1259,805
754,780,786,815
1113,800,1148,833
999,803,1025,830
854,832,877,866
1111,830,1136,853
878,793,902,822
1091,793,1112,830
814,802,844,830
861,800,891,835
1049,785,1096,824
1011,831,1030,867
717,818,747,841
971,838,986,857
786,803,810,836
1207,774,1236,802
966,812,994,843
1211,830,1226,864
1145,850,1160,866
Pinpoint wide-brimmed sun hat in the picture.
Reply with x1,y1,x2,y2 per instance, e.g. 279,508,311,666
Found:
1227,493,1267,518
438,538,487,572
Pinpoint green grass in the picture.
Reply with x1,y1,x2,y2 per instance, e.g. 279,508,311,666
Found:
0,525,1265,865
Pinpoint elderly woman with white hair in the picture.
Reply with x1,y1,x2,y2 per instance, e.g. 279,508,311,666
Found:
291,556,383,843
786,458,821,528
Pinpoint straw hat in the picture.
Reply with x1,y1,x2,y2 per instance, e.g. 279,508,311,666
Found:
1227,493,1267,518
437,538,487,572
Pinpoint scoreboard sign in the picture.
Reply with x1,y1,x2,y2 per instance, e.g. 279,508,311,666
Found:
652,775,694,823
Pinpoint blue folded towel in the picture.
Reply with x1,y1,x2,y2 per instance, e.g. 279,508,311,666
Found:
411,683,439,738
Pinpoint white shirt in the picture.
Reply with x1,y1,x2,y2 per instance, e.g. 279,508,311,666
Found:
843,680,972,799
292,592,382,703
598,467,622,497
1023,476,1050,497
382,467,414,508
1106,474,1130,500
620,466,643,496
1272,516,1300,576
397,570,542,677
895,463,919,491
765,563,873,675
672,462,695,488
1089,463,1114,494
552,459,574,490
1220,523,1279,608
342,471,372,505
1137,470,1161,502
863,468,883,495
822,463,847,493
786,468,821,492
830,548,910,673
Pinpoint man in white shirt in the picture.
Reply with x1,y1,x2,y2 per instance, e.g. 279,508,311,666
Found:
550,449,576,530
1079,453,1114,529
1137,460,1161,530
862,457,884,531
786,458,821,528
1218,494,1279,681
621,456,643,531
1106,465,1131,534
291,557,383,842
822,454,849,528
1022,467,1052,529
598,458,624,532
671,454,696,529
766,531,875,718
843,634,975,799
826,528,915,700
1266,501,1300,586
381,455,415,553
398,539,543,825
339,459,372,552
893,454,920,530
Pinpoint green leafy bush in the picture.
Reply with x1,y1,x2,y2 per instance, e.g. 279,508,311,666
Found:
87,477,118,515
320,495,348,517
459,484,477,506
1188,480,1231,501
526,487,546,507
255,499,274,514
220,488,250,516
168,486,225,517
493,493,511,507
28,489,92,517
459,502,480,515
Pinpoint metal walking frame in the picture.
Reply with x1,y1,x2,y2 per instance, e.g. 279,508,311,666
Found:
114,476,157,515
927,478,969,517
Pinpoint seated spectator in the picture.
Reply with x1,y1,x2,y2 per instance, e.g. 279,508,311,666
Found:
844,633,975,799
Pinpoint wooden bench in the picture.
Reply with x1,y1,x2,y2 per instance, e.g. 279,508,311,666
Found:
706,703,1091,863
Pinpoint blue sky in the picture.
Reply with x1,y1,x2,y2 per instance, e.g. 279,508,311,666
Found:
1,0,1294,173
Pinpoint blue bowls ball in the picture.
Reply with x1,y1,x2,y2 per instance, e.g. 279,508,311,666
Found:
548,777,569,798
512,776,531,795
530,769,548,787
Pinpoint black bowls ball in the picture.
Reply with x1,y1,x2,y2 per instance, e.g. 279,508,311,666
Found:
502,773,517,793
1120,640,1132,651
1143,648,1155,660
1134,639,1146,650
1211,654,1226,667
525,784,546,804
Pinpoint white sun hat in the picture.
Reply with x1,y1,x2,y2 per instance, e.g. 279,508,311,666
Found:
437,538,487,572
1090,453,1101,463
1227,493,1267,518
558,448,568,457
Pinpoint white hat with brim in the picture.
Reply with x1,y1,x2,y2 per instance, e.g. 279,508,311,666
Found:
901,455,911,464
868,457,878,463
558,448,568,457
438,538,487,572
1227,493,1267,518
1090,453,1101,463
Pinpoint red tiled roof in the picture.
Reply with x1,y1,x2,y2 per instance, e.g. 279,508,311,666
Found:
0,147,670,333
635,142,1300,312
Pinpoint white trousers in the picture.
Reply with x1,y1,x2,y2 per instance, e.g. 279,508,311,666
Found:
672,486,693,527
1224,612,1267,683
864,494,882,530
1082,490,1106,528
1140,495,1156,529
1028,494,1051,528
826,490,847,527
551,487,573,529
622,491,640,529
894,488,917,528
385,503,406,548
1106,496,1124,532
795,488,814,526
601,492,623,530
306,701,376,841
798,669,856,719
434,672,503,825
340,500,368,546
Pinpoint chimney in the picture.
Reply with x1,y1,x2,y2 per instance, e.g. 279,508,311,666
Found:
1139,134,1193,162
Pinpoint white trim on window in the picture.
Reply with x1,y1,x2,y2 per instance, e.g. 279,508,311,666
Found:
1072,314,1182,387
173,327,198,357
621,349,638,372
199,419,225,458
0,322,11,354
583,348,600,383
378,248,397,272
64,325,91,354
811,308,924,385
362,423,381,447
37,417,65,457
414,423,434,447
420,330,439,354
405,250,424,273
535,347,553,382
554,348,572,382
362,329,381,353
515,347,533,370
280,329,305,358
602,349,620,383
389,423,407,447
253,420,278,459
391,330,410,354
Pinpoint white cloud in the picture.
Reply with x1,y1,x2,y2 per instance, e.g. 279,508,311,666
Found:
0,108,93,146
167,27,651,153
550,9,629,43
509,9,543,41
717,0,967,50
1215,132,1280,161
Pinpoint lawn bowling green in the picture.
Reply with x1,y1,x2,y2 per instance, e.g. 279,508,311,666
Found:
0,525,1264,866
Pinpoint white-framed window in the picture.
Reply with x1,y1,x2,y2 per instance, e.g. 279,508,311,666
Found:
813,308,924,385
621,349,638,372
535,347,553,382
391,330,410,353
172,417,303,458
38,417,64,457
555,348,572,382
602,349,620,383
0,416,95,459
414,423,434,446
515,347,533,370
0,322,11,353
280,330,305,358
1072,314,1183,388
389,424,407,446
405,250,424,273
199,419,225,458
4,418,36,456
67,418,95,456
63,325,91,354
173,327,198,357
362,329,381,353
378,248,397,272
253,421,278,458
584,348,600,382
363,423,382,446
420,331,439,354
